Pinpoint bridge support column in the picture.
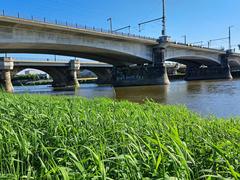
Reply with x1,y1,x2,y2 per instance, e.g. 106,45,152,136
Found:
220,53,233,79
69,60,80,88
112,48,170,87
0,57,14,93
51,60,80,90
153,47,170,85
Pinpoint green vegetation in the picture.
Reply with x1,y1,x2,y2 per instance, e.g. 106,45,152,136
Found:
13,74,52,86
13,80,52,87
0,93,239,179
13,74,49,81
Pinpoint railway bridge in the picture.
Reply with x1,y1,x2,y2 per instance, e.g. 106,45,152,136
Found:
0,16,240,92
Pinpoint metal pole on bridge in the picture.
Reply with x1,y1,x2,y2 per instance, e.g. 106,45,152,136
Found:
228,25,234,50
162,0,166,36
208,41,211,48
138,1,167,39
107,18,113,33
182,35,187,44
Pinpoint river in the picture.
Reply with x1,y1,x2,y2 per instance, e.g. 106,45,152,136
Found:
14,79,240,118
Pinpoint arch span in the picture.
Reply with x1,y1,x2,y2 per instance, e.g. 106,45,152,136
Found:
0,43,151,66
0,15,154,66
12,66,75,87
14,68,51,79
165,55,221,67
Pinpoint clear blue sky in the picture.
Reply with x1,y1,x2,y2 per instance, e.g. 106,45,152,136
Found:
0,0,239,60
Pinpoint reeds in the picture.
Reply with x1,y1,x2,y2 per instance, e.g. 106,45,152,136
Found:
0,93,239,179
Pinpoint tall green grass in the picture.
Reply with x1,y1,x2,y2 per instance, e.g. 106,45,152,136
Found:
0,93,239,179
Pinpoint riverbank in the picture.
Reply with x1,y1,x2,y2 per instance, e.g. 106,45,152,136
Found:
12,78,98,86
13,79,52,86
0,93,239,179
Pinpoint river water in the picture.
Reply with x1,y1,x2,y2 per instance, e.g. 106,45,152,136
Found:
14,79,240,118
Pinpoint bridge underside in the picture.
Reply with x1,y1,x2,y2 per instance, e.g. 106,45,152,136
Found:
166,56,232,81
0,43,150,66
0,46,235,89
166,57,220,67
80,67,113,84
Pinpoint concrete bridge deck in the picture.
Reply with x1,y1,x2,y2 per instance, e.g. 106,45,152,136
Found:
0,15,235,66
0,16,157,66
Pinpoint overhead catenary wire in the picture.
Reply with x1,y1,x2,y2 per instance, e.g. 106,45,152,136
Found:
1,0,239,46
113,25,131,34
138,17,163,32
1,0,165,38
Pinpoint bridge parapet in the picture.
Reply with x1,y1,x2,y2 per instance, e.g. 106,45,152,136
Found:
0,15,155,41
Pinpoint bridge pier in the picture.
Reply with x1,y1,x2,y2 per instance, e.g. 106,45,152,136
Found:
52,60,80,89
69,60,80,88
0,57,14,93
112,48,170,87
153,47,170,85
112,65,169,87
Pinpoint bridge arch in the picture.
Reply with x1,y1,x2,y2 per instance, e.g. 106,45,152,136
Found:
164,54,232,81
0,43,151,66
14,68,51,80
12,66,76,88
0,15,155,66
165,55,221,67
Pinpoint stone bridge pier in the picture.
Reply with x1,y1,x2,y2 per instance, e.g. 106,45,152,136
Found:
0,57,80,92
112,47,170,86
0,57,14,92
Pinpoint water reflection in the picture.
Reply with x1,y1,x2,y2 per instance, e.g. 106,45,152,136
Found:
76,84,115,99
14,79,240,118
115,85,169,103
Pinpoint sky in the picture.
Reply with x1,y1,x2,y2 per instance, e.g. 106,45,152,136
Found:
0,0,240,61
